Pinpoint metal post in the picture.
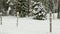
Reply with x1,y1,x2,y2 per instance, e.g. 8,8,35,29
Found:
0,12,2,25
49,12,52,32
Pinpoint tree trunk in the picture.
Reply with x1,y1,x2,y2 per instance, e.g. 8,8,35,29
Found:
58,0,60,19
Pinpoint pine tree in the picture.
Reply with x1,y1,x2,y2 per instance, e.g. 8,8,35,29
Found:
17,0,30,17
31,0,47,20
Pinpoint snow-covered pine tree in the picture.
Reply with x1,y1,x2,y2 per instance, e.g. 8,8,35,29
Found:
17,0,30,17
31,1,47,20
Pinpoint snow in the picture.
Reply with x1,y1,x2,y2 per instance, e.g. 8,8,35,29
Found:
0,13,60,34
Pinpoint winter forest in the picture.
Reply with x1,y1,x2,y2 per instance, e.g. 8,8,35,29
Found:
0,0,60,34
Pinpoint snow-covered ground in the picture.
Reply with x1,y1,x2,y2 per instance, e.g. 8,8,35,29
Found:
0,13,60,34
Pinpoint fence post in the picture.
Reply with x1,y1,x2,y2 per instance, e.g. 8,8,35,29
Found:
16,12,19,27
49,11,52,32
0,12,2,25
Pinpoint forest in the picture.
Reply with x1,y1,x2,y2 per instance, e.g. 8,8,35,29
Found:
0,0,59,20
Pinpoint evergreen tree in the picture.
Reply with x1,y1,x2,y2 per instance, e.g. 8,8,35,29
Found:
17,0,30,17
31,1,47,20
